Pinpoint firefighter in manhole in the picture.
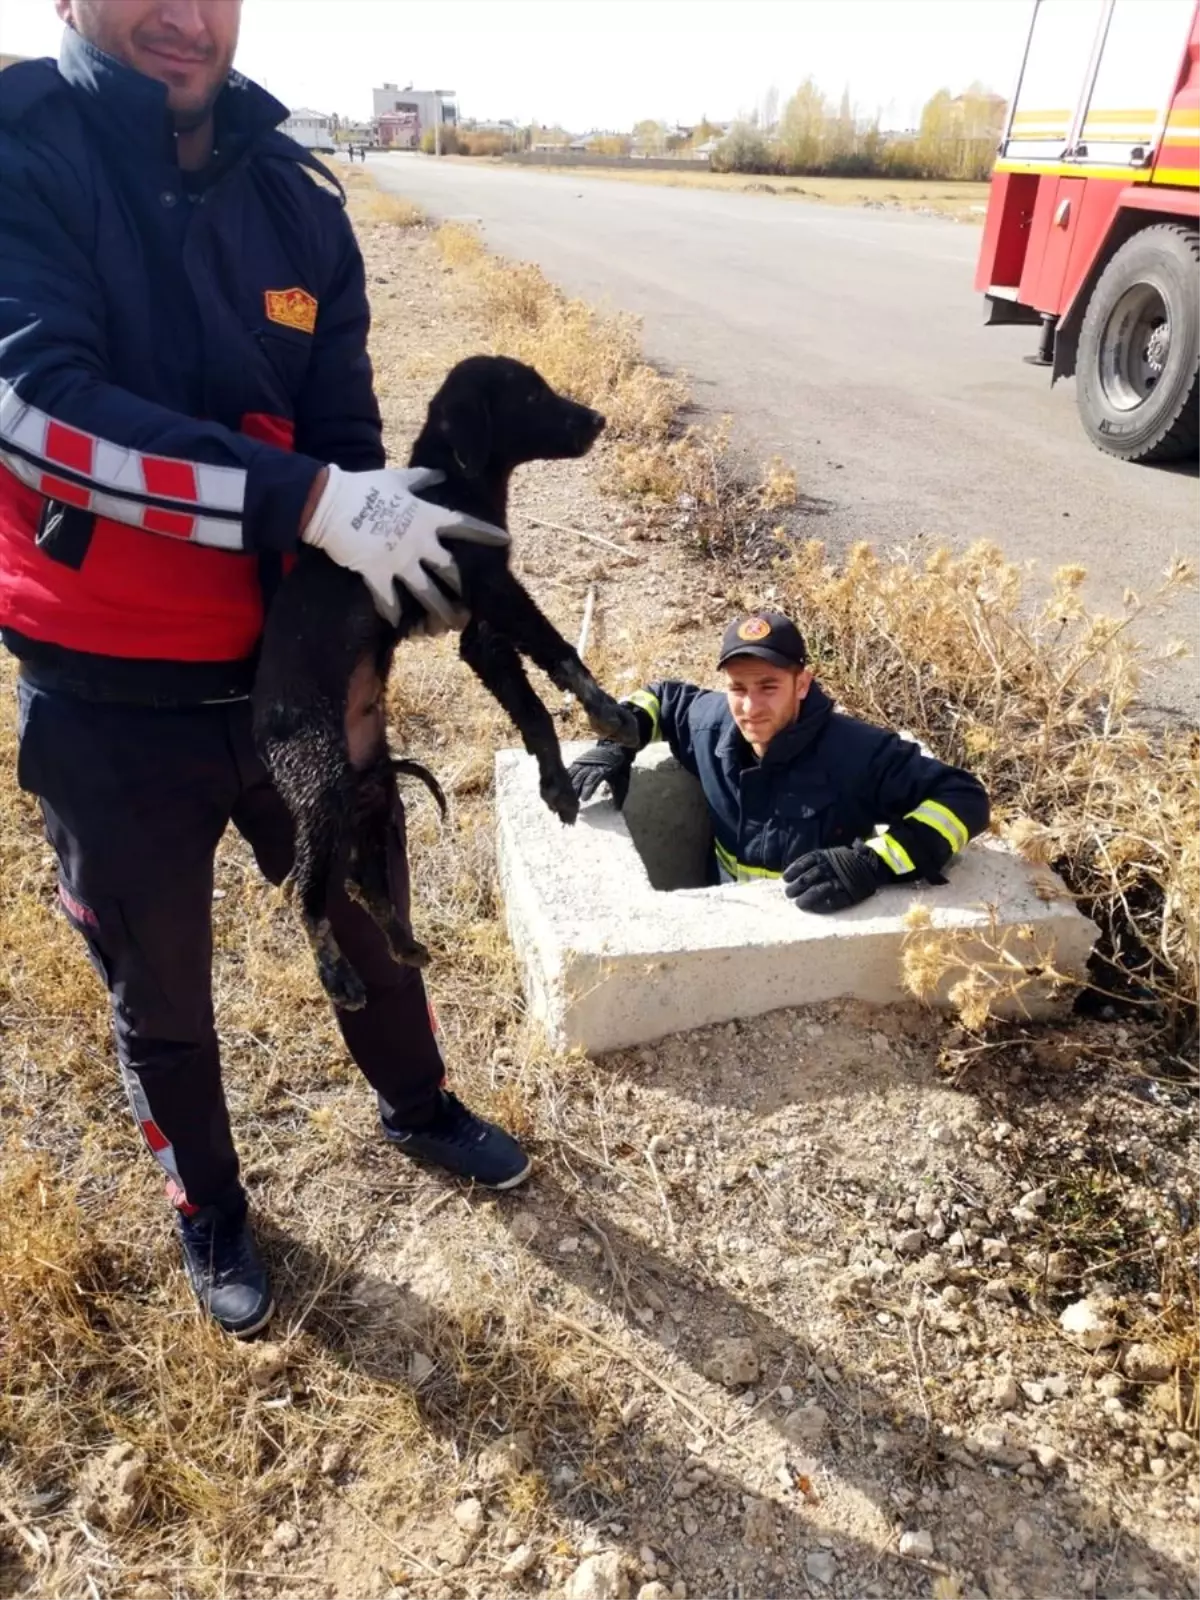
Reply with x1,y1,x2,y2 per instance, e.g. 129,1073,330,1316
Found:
568,612,990,909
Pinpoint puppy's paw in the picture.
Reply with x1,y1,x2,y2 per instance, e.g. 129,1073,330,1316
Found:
313,920,368,1010
540,771,580,826
586,697,641,749
320,952,368,1010
387,928,432,969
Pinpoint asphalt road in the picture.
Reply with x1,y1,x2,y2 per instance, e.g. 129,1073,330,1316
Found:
372,155,1199,710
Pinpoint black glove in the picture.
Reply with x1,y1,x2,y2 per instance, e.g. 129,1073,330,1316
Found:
567,742,635,809
783,844,886,914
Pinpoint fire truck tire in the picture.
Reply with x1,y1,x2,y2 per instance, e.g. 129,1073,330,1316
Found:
1075,223,1199,464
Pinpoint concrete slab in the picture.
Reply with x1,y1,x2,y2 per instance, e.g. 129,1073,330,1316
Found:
495,743,1098,1055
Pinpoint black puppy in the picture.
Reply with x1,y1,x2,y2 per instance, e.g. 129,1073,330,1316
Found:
253,355,640,1008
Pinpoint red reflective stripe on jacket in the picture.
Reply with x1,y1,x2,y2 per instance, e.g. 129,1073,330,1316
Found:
0,414,295,662
241,412,296,450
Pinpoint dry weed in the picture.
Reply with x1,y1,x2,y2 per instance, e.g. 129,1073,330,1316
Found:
614,421,796,560
361,192,426,229
434,220,487,269
781,540,1198,1028
901,901,1080,1025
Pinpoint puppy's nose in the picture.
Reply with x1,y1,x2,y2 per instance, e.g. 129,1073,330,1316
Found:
587,408,606,431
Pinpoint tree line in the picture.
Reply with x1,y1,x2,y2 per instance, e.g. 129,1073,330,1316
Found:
413,81,1007,183
712,81,1006,182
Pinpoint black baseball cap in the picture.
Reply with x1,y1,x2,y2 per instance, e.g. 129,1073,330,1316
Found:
717,611,807,671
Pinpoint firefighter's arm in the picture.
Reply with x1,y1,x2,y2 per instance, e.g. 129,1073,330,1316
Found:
625,680,709,773
567,680,704,808
0,134,324,555
862,733,990,883
292,195,385,472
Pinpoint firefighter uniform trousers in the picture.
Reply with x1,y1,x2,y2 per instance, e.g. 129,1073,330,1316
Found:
16,678,445,1213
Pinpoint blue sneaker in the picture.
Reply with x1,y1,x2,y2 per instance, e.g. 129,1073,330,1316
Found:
177,1202,275,1338
382,1090,532,1190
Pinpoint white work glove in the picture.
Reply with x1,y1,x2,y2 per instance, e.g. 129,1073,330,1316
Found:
301,465,509,629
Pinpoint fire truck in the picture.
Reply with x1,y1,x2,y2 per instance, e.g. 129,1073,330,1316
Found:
976,0,1199,462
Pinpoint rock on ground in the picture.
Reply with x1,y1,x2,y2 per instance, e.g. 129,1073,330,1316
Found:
742,1496,775,1550
452,1497,485,1537
1059,1297,1117,1350
702,1336,759,1387
805,1549,837,1586
476,1430,535,1483
501,1543,538,1577
77,1443,147,1533
565,1549,630,1600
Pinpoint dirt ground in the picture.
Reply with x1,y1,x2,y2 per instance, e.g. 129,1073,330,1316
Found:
0,209,1196,1600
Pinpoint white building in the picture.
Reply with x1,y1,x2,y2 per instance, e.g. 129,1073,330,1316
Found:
281,108,335,153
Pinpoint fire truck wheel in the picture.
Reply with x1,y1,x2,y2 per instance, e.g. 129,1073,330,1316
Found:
1076,223,1199,464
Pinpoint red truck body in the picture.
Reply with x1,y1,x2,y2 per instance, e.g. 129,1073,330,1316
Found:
976,0,1199,459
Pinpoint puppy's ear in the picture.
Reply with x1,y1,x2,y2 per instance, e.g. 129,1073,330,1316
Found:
437,391,491,477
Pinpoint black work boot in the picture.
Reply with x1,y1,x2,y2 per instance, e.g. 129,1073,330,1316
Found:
177,1199,275,1338
382,1089,532,1190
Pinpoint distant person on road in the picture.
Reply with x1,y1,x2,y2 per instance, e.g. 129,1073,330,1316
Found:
0,0,531,1340
568,612,989,909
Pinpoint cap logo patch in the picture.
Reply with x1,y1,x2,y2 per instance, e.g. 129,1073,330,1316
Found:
737,617,772,641
264,287,318,334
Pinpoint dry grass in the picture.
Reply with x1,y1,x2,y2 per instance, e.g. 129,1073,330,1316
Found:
361,193,426,229
338,165,425,231
775,540,1198,1032
475,160,991,222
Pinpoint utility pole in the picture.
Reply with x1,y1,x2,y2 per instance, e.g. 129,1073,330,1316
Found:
434,89,455,156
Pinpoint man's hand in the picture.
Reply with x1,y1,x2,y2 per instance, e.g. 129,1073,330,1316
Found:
301,465,510,629
567,743,636,809
784,844,886,914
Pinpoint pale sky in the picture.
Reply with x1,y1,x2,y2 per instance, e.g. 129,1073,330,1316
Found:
0,0,1030,130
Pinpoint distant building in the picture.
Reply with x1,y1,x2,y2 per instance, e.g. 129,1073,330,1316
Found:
376,110,420,149
372,83,456,146
281,107,335,152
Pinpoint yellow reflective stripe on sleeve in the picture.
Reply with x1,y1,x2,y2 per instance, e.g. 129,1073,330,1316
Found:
906,800,969,854
714,839,783,882
714,839,737,878
627,688,661,742
865,833,916,876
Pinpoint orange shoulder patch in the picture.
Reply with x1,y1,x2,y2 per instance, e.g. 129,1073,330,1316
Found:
264,287,318,334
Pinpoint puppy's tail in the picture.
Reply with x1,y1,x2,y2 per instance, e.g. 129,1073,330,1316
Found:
390,758,448,820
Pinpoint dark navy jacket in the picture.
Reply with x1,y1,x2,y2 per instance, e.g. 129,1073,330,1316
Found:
625,679,990,885
0,31,382,699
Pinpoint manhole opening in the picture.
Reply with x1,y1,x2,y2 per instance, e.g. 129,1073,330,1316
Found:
622,758,713,892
